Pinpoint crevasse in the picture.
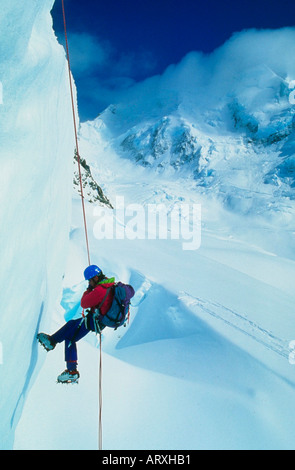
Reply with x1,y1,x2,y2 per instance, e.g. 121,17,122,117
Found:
0,0,76,449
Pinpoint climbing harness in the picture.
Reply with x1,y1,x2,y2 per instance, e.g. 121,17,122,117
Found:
61,0,103,451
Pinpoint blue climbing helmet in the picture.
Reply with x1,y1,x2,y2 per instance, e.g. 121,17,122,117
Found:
84,265,102,281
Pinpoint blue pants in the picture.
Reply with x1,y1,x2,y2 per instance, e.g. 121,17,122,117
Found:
51,315,103,371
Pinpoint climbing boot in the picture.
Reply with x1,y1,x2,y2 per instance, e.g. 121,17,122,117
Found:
57,369,80,384
37,333,56,352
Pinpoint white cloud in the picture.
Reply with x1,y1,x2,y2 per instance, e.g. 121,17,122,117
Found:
72,27,295,120
61,31,157,81
112,49,157,78
64,32,112,76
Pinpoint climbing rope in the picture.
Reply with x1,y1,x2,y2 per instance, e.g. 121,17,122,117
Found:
61,0,91,267
99,336,103,450
61,0,103,451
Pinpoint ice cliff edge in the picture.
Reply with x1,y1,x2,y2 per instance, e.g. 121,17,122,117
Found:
0,0,75,449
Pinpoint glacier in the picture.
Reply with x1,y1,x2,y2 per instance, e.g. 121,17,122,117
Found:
1,1,295,451
0,0,75,449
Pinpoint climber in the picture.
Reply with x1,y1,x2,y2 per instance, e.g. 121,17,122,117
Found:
37,265,115,384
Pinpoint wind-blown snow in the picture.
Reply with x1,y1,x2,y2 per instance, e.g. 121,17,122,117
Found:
7,19,295,450
82,27,295,258
0,0,75,449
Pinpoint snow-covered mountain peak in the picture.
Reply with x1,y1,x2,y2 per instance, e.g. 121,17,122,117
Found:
80,27,295,223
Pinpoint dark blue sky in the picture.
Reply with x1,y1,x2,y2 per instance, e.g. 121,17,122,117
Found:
51,0,295,121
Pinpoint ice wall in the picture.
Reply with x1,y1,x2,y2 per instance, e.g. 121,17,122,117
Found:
0,0,76,449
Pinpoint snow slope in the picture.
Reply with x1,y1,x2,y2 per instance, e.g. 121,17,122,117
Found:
0,0,76,449
14,177,295,450
12,27,295,450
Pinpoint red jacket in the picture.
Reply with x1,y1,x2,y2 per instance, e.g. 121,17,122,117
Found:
81,278,115,316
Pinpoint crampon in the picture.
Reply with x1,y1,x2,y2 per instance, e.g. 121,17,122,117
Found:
56,369,80,385
37,333,56,352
